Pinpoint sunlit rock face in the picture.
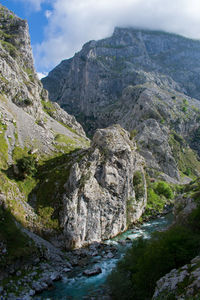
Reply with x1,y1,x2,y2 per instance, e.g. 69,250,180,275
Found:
61,125,147,249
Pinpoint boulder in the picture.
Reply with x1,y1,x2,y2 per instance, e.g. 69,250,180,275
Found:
83,267,102,277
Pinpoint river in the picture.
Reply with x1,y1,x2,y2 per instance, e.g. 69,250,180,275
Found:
38,214,173,299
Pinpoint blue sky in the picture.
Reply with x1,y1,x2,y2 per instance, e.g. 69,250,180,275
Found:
3,0,200,78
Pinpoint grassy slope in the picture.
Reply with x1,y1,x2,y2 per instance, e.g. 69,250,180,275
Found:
0,101,89,267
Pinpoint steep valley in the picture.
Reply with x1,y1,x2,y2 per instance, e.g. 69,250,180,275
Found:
0,3,200,300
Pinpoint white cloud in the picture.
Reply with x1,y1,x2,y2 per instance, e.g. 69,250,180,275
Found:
34,0,200,73
45,10,52,18
37,72,48,79
17,0,47,11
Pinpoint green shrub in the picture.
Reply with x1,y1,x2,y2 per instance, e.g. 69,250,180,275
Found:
144,180,174,217
16,156,37,179
182,106,187,113
130,129,137,140
1,40,17,57
23,98,32,106
133,171,143,186
108,220,200,300
155,181,174,199
133,171,145,201
148,188,162,205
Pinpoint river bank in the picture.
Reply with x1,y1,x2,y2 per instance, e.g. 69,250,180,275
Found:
39,214,173,300
0,214,173,300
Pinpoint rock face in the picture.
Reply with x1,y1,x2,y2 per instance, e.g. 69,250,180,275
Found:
0,3,86,145
0,4,89,279
42,27,200,113
61,125,147,249
42,27,200,181
0,4,44,117
153,256,200,299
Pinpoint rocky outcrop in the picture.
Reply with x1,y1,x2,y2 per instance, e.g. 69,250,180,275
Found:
43,101,86,137
153,256,200,299
0,4,45,117
61,125,147,249
0,3,89,284
173,179,200,224
42,28,200,181
173,195,198,224
0,3,86,155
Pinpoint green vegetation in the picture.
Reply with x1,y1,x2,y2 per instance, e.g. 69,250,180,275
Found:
181,99,189,113
130,129,137,140
1,40,17,57
108,205,200,300
0,117,85,232
155,181,174,199
0,29,12,40
41,100,87,139
0,120,8,169
0,75,9,85
41,99,56,116
0,206,38,268
144,180,174,217
133,170,145,201
13,95,33,107
31,152,76,230
12,145,29,162
54,133,79,153
191,105,200,113
169,131,200,177
126,196,135,226
16,156,37,179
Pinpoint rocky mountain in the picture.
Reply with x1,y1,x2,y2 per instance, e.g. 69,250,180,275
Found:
1,4,200,299
0,3,91,286
0,6,151,299
42,27,200,182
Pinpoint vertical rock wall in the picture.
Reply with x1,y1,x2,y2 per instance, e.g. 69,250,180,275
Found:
61,125,147,249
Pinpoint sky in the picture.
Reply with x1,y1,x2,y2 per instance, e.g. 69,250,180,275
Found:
3,0,200,78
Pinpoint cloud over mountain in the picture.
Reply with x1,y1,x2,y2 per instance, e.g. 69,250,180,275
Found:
32,0,200,72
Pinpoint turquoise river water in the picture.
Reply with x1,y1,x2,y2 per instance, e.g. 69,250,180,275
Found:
38,214,173,300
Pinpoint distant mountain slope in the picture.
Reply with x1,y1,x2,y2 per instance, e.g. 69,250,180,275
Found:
42,27,200,181
42,27,200,112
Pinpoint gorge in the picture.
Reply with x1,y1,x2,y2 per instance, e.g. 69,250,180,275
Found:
0,3,200,299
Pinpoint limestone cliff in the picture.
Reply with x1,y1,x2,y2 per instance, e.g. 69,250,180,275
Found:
61,125,147,249
0,3,86,141
0,6,149,289
0,4,89,278
42,28,200,181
